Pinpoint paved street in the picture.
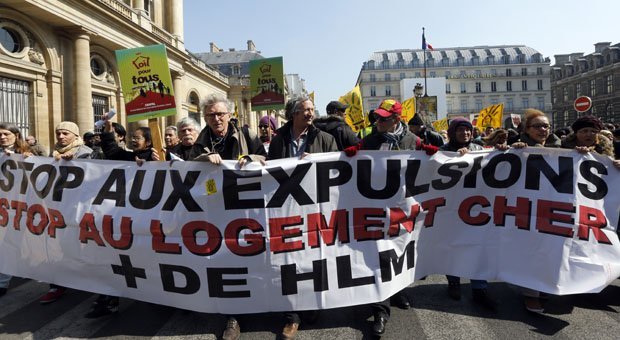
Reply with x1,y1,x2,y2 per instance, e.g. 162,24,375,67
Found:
1,275,620,339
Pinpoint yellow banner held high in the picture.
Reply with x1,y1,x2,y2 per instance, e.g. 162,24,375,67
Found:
432,117,449,132
477,104,504,129
339,85,365,132
401,97,416,123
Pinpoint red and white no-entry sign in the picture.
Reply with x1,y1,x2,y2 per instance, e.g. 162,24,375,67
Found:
574,96,592,112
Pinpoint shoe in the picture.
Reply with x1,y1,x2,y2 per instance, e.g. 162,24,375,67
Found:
447,281,461,300
281,322,299,340
472,289,497,311
0,288,6,297
372,313,388,336
524,296,544,313
304,310,320,324
39,287,66,304
84,296,119,318
391,293,411,310
222,317,241,340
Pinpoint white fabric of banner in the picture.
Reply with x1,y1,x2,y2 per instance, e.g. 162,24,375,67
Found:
0,148,619,314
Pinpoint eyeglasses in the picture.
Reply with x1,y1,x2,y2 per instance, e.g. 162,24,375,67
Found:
205,112,229,118
377,116,394,122
528,123,550,130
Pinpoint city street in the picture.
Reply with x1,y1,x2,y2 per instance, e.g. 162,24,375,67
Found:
1,275,620,339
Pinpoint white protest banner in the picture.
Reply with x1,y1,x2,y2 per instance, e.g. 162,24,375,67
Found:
0,148,619,314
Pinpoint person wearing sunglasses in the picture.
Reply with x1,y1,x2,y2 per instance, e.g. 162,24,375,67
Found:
511,109,561,149
344,99,437,336
510,108,561,313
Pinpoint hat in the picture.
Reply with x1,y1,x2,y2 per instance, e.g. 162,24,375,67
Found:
326,101,349,114
408,114,424,126
259,115,276,130
83,132,94,139
55,121,80,137
447,117,473,142
571,115,604,133
375,99,402,118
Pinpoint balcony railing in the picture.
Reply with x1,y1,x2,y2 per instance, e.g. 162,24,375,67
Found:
96,0,134,20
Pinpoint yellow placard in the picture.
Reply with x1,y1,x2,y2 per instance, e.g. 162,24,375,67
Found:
477,104,504,128
206,178,217,195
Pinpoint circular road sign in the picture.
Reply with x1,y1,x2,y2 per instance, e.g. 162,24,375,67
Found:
574,96,592,113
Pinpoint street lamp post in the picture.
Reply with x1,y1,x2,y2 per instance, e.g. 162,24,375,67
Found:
414,83,424,116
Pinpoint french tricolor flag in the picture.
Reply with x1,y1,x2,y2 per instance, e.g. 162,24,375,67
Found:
422,32,434,51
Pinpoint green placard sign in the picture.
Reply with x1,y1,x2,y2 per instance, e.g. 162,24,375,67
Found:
250,56,285,111
115,44,176,122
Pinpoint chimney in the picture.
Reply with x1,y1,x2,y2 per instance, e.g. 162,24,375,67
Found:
210,42,222,53
569,53,584,62
594,42,611,53
247,40,256,51
553,54,571,65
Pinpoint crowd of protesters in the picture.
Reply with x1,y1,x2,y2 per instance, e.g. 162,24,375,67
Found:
1,94,620,339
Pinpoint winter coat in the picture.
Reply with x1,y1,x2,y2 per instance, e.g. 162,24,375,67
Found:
360,124,421,151
193,122,266,162
313,115,359,150
561,132,615,158
100,132,154,161
268,122,338,159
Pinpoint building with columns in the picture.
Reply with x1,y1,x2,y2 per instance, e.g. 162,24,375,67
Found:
358,45,551,126
0,0,229,147
550,42,620,129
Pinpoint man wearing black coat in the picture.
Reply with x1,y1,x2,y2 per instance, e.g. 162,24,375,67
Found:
313,101,359,150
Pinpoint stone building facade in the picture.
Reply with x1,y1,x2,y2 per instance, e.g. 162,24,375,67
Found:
0,0,229,146
550,42,620,129
358,45,551,125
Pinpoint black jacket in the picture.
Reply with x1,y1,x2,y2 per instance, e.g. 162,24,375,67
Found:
268,122,338,159
193,123,266,161
100,132,154,161
313,115,359,150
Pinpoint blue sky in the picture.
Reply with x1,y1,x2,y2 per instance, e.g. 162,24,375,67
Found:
184,0,619,114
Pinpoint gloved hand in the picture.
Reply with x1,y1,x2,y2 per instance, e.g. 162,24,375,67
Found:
420,144,439,155
344,145,359,157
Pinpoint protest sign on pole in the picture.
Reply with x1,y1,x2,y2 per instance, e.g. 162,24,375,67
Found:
250,57,285,111
115,44,176,122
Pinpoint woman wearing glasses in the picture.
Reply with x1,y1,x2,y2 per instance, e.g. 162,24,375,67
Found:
101,120,159,162
511,109,561,313
511,109,561,148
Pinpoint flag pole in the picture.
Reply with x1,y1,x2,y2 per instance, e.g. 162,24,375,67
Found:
422,27,428,97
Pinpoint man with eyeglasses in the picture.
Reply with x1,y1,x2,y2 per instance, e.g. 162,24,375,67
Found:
191,94,265,340
193,94,266,167
266,95,338,340
313,100,359,150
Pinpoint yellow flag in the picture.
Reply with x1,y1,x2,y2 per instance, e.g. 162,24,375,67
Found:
401,97,416,123
309,91,315,103
477,104,504,128
339,85,365,132
234,101,239,119
432,117,449,132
